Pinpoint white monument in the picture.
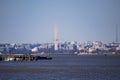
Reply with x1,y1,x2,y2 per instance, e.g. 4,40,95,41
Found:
54,24,58,51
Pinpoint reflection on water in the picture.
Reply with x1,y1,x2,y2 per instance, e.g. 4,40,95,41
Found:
0,54,120,80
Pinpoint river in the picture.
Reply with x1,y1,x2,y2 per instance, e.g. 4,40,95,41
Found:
0,54,120,80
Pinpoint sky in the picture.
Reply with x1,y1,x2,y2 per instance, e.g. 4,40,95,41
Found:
0,0,120,44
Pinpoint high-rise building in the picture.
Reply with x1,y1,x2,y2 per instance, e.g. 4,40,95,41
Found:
54,24,58,51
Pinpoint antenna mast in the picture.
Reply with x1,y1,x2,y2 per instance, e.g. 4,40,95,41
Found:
116,25,118,42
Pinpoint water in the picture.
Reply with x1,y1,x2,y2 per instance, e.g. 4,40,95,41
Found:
0,54,120,80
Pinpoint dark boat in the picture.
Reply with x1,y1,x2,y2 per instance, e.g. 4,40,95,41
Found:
36,56,52,60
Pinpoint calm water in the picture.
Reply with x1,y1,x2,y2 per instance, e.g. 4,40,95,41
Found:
0,54,120,80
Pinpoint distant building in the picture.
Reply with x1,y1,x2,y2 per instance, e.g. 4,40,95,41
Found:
31,47,38,53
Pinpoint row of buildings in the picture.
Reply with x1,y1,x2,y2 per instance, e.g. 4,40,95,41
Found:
1,24,119,55
0,41,120,55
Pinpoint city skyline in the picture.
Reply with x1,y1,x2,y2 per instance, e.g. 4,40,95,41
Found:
0,0,120,44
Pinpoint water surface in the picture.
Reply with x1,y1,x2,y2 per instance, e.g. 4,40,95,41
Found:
0,54,120,80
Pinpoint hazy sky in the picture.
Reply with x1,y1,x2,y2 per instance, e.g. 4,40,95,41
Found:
0,0,120,43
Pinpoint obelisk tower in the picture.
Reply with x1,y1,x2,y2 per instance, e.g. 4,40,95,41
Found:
54,24,58,51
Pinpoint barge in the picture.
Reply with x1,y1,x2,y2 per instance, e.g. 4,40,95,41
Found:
0,54,52,61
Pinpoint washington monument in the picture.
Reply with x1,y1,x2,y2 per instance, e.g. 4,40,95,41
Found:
54,24,58,51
